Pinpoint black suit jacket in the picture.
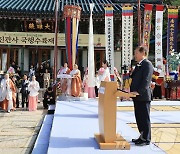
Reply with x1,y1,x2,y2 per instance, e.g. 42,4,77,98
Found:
21,80,29,94
43,91,55,104
130,59,153,101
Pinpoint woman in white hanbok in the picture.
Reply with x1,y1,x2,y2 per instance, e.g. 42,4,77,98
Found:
58,63,71,95
0,74,15,113
101,60,110,82
28,75,40,111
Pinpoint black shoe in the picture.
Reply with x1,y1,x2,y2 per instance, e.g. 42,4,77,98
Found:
132,138,141,143
135,139,150,146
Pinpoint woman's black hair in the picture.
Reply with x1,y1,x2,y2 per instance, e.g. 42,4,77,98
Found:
103,60,109,67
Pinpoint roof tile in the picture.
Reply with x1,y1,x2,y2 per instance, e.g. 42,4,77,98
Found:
0,0,162,14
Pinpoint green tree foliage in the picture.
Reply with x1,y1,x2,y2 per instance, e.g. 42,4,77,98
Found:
163,0,180,6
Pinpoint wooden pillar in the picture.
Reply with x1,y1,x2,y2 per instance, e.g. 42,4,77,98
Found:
21,48,24,73
13,48,16,62
0,49,2,70
32,50,35,66
100,50,105,67
38,49,42,67
45,49,48,62
24,20,27,32
53,0,59,82
7,48,10,69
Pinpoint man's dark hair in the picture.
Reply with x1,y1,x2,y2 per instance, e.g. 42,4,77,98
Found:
47,87,53,91
137,46,148,56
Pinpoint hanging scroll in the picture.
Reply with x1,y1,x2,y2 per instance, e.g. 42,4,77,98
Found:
167,7,179,54
142,4,153,52
155,5,164,76
105,5,114,74
122,5,133,67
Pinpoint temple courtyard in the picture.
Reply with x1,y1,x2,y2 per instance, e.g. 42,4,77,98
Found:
0,99,180,154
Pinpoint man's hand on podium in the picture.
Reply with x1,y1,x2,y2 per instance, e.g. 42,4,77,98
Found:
130,91,139,95
119,91,138,101
119,96,132,101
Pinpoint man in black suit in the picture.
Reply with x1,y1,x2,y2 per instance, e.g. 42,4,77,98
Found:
130,46,153,146
20,74,29,109
43,87,55,109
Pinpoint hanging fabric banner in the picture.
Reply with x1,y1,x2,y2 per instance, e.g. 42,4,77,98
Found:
63,5,81,70
167,7,179,54
88,3,95,98
122,5,133,68
105,5,114,74
66,17,72,68
76,20,79,54
155,5,164,76
72,17,77,67
142,4,153,52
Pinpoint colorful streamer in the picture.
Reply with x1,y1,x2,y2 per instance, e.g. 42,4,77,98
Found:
66,17,72,69
142,4,153,52
72,17,77,67
63,5,81,70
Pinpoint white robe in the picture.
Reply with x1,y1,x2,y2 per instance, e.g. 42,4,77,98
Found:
0,81,4,102
100,67,110,82
0,79,13,110
70,69,79,76
0,79,13,101
60,67,69,74
28,80,40,97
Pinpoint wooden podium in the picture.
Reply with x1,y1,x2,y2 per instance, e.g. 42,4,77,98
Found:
94,81,136,150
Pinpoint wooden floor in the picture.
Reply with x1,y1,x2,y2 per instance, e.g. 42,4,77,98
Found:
117,106,180,154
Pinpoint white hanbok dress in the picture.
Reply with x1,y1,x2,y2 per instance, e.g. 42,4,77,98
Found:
0,79,13,111
28,80,40,111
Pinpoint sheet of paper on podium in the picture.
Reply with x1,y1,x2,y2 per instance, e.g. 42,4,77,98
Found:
57,74,72,79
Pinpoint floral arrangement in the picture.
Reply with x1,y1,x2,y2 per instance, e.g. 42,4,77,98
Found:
167,52,180,71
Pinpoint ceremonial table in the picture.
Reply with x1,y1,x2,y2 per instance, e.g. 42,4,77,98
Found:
56,74,73,96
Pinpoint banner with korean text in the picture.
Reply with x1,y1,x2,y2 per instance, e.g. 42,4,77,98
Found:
105,6,114,74
142,4,153,52
122,5,133,68
167,7,179,54
155,5,164,76
0,32,105,47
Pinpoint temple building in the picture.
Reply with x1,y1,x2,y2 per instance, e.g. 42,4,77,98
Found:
0,0,165,73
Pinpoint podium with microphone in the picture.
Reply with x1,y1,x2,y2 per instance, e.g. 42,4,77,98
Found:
94,81,136,150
